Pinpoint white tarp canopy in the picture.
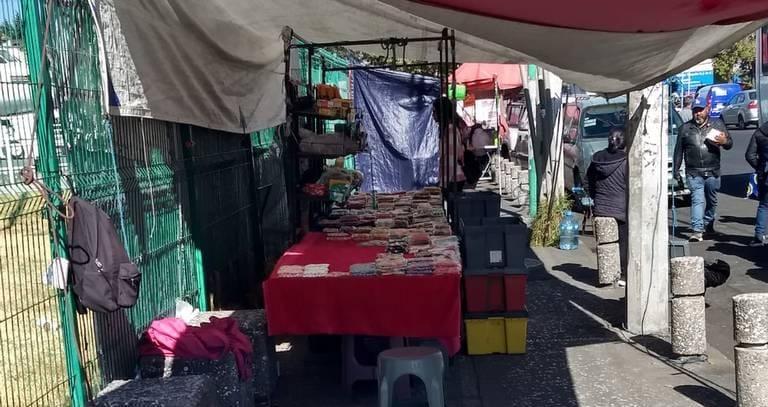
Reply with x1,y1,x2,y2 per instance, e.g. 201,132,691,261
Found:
92,0,766,133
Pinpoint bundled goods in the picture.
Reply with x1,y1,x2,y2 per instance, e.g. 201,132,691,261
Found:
376,254,407,275
349,263,377,276
304,264,330,277
326,232,351,241
347,195,368,209
433,223,453,236
386,236,409,254
409,231,431,246
375,218,396,228
405,258,435,276
433,257,462,275
276,265,304,278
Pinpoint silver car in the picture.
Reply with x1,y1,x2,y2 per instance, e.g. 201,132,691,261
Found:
562,95,689,198
719,90,759,129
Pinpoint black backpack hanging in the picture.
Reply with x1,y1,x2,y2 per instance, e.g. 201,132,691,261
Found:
66,197,141,313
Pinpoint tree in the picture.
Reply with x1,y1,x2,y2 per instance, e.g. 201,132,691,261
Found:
713,33,755,85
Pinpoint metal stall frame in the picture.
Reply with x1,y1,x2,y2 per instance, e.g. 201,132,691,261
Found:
280,27,457,235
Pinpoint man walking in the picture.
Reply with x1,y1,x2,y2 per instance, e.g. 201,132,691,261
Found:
745,122,768,247
673,95,733,242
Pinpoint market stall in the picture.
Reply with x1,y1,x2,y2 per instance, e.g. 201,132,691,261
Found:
281,27,462,229
263,188,462,355
263,28,464,389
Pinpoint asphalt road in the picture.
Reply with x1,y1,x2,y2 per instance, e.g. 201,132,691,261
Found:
671,127,768,361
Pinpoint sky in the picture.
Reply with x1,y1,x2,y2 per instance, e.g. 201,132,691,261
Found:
0,1,20,24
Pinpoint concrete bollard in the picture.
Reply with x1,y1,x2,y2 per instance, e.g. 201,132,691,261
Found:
733,293,768,407
735,346,768,407
670,257,705,297
669,256,707,357
500,161,509,194
733,293,768,345
593,217,620,285
596,243,621,285
594,217,619,244
671,296,707,356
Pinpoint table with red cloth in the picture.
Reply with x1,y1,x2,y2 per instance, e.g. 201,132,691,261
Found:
263,232,461,355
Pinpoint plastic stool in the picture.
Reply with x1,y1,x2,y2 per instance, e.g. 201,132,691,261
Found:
377,347,445,407
342,335,404,392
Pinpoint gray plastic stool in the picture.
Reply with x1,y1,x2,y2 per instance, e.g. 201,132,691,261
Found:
377,347,445,407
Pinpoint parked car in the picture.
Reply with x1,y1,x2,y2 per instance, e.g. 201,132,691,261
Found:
719,89,759,129
562,95,689,198
695,83,742,120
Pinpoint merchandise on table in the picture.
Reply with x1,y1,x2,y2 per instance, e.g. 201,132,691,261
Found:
303,264,330,277
312,189,463,277
276,265,304,277
349,263,377,276
376,254,407,276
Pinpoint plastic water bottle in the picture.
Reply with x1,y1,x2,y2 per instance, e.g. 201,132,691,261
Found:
559,210,579,250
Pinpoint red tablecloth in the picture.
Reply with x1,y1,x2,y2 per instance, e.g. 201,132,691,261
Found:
263,232,461,355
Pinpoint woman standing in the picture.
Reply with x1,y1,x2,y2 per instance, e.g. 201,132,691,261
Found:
587,129,628,285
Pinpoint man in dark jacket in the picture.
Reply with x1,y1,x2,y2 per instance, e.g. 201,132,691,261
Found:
745,122,768,247
588,129,628,283
673,95,733,242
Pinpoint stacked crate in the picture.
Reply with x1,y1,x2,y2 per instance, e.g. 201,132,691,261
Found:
457,209,529,355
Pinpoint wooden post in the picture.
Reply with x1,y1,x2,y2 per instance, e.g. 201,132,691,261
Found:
626,85,670,335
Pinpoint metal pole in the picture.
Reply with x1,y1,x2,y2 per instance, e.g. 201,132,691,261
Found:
289,35,446,49
438,32,446,190
524,87,538,217
450,30,457,194
22,0,87,405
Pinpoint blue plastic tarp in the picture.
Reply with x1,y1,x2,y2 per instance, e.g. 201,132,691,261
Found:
353,69,440,193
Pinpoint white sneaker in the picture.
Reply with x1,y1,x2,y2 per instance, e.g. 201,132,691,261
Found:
617,280,626,287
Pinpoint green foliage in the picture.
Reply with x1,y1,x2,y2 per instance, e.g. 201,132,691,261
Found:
330,46,438,77
713,33,755,85
0,13,25,45
530,195,573,247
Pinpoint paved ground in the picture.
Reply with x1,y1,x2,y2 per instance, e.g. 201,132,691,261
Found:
270,203,741,407
267,131,764,406
670,128,768,361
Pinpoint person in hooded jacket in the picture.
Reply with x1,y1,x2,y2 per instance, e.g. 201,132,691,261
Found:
587,129,628,284
745,121,768,247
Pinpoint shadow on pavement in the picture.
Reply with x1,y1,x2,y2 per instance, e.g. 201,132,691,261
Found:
718,215,755,226
552,263,599,287
719,173,751,199
629,335,675,360
747,268,768,283
674,385,736,407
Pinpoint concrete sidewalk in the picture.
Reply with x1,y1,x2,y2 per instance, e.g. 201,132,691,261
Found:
269,207,738,407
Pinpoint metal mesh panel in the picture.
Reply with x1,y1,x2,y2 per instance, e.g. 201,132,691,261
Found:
252,126,292,265
185,126,260,309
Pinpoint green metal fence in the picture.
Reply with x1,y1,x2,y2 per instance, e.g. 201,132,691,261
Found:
1,0,278,405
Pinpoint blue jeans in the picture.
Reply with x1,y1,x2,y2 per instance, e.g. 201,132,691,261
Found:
687,175,721,233
756,185,768,241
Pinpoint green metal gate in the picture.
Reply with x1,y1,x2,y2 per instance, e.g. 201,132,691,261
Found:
1,0,273,405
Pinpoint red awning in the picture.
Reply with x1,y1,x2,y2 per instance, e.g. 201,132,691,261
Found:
408,0,768,33
452,63,522,92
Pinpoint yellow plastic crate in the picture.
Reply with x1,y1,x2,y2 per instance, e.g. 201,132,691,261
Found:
504,317,528,354
464,312,528,355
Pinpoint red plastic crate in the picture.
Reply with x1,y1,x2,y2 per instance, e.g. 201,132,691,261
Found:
464,274,527,312
503,274,527,311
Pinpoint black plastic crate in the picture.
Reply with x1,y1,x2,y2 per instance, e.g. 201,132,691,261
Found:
461,218,528,275
449,191,501,231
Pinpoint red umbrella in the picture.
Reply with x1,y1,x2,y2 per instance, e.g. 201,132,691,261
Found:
452,63,523,93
